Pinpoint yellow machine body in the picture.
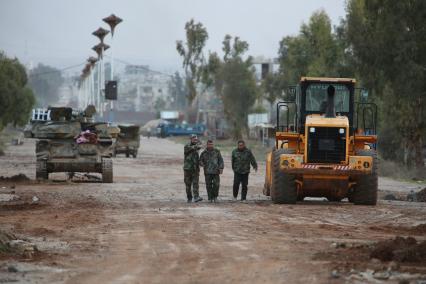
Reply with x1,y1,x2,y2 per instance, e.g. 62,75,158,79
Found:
264,77,378,203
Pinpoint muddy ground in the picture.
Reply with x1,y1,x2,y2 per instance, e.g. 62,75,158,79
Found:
0,138,425,284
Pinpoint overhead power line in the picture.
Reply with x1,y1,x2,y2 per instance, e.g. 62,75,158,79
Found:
28,62,86,77
27,57,175,78
107,56,174,78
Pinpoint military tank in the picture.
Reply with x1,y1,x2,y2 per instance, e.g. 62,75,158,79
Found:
24,105,119,183
113,124,140,158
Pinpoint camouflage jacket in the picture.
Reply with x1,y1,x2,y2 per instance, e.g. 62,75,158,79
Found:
183,143,201,171
231,148,258,174
199,148,224,175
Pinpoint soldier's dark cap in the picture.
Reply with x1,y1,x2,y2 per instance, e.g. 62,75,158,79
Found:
207,139,213,143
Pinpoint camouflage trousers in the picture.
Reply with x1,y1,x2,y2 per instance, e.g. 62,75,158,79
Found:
184,170,200,200
204,174,220,200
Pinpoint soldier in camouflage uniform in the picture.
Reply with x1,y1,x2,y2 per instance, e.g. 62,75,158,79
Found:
232,140,258,201
183,135,203,203
199,140,224,203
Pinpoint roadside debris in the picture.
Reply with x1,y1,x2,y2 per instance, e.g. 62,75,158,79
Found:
383,193,397,200
347,268,425,283
0,174,30,183
0,194,20,202
407,190,418,202
331,242,347,249
0,231,16,250
330,269,340,279
32,196,40,203
8,240,38,258
0,230,38,258
7,265,19,273
415,187,426,202
370,236,426,262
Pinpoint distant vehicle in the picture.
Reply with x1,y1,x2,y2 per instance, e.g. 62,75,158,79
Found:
157,122,206,138
24,106,119,183
113,124,140,158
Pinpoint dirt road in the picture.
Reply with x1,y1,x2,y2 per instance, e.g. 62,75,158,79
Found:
0,138,425,283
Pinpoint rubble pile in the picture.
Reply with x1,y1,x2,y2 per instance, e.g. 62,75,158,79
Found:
416,187,426,202
370,236,426,262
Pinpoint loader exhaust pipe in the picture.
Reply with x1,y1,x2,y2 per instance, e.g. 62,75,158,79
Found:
325,85,336,118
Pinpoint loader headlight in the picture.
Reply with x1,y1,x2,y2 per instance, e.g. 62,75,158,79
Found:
363,161,370,168
339,128,345,134
310,127,315,133
282,160,289,167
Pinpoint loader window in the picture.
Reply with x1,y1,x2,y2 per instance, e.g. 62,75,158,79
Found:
305,84,350,113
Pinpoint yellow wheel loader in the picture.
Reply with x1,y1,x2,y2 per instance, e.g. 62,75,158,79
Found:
264,77,378,205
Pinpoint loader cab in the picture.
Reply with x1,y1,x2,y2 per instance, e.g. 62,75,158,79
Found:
298,77,355,134
276,77,377,146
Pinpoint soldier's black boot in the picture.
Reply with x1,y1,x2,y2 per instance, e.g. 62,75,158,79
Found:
241,184,248,202
187,194,193,203
194,196,203,202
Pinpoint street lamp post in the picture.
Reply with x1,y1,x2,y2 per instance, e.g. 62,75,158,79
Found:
79,62,92,109
92,27,110,118
87,56,98,108
102,14,122,81
91,41,109,117
102,14,122,123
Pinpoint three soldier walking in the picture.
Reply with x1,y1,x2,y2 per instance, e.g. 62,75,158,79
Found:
183,135,257,203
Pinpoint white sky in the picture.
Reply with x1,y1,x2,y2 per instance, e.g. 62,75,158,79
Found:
0,0,346,73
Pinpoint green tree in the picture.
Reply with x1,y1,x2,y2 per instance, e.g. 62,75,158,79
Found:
277,10,351,86
28,63,64,107
0,52,35,132
203,35,258,139
176,19,208,105
345,0,426,170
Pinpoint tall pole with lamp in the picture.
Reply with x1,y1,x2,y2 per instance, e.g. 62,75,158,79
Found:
92,27,110,119
102,14,122,123
87,56,98,109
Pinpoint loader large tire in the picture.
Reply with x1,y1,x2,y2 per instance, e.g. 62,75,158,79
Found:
36,160,48,180
102,158,113,183
270,149,297,204
351,149,378,205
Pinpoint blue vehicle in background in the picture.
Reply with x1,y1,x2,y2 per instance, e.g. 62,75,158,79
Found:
157,122,206,138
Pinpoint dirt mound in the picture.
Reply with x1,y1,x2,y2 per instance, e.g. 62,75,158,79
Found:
411,223,426,234
0,174,30,182
0,202,43,212
369,223,426,235
416,188,426,202
370,236,426,263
